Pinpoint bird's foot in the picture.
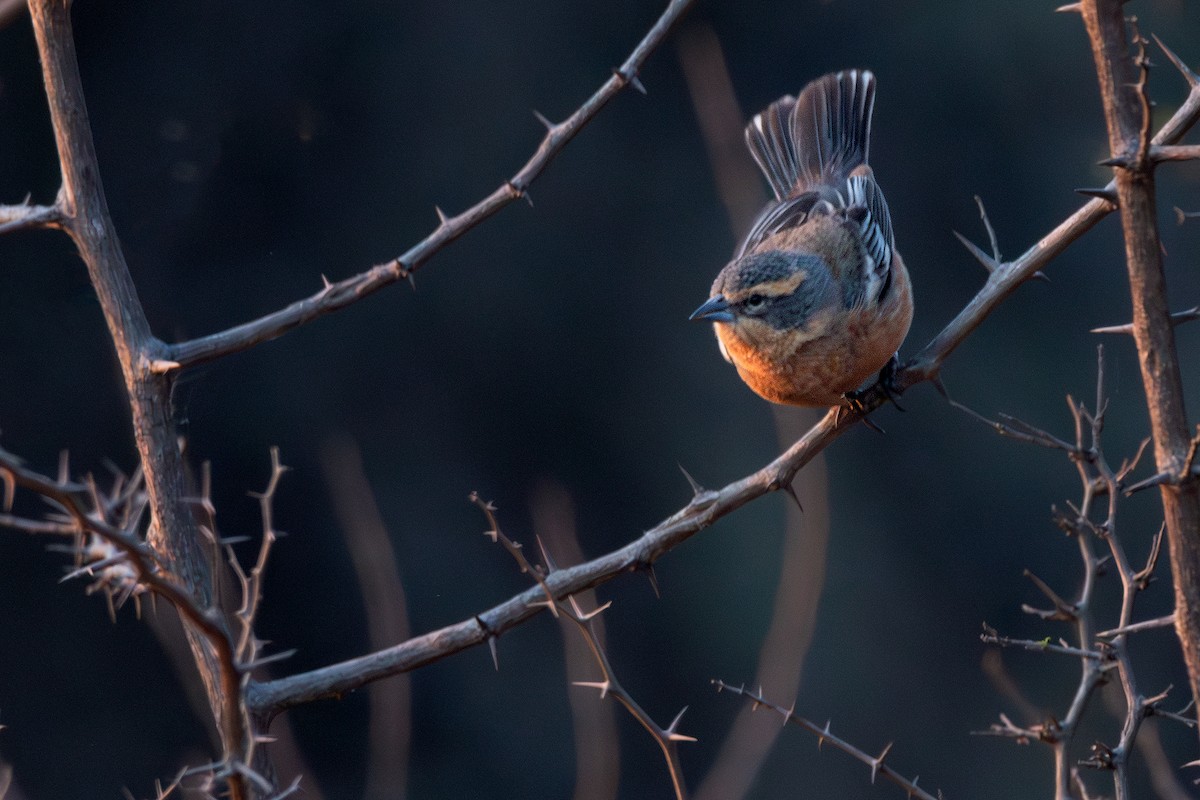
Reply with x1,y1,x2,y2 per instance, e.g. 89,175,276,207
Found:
838,355,904,432
876,354,905,412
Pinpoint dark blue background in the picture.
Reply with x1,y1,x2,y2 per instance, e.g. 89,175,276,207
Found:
1,1,1198,797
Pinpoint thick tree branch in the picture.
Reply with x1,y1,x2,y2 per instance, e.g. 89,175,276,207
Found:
165,0,694,371
27,1,243,794
245,56,1200,719
1080,0,1200,732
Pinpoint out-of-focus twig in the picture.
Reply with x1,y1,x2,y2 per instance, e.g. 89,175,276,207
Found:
530,481,619,800
321,436,411,800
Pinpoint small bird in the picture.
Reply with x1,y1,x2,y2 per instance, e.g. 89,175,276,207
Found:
690,70,912,408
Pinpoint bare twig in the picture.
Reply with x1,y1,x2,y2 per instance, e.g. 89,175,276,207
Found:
566,594,694,800
469,492,558,618
712,681,942,800
972,347,1175,800
1097,613,1177,639
0,445,250,797
981,625,1102,660
24,1,245,792
479,499,693,799
166,0,696,370
696,409,830,800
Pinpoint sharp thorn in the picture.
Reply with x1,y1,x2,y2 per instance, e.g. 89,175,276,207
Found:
536,534,558,573
860,415,886,434
1091,321,1134,335
667,705,690,734
1032,271,1051,283
1075,186,1118,203
678,463,705,497
577,600,612,621
646,564,661,599
871,741,895,784
1055,2,1082,11
573,680,610,698
488,635,499,671
532,109,554,130
1125,471,1172,495
434,205,449,225
1153,35,1200,88
614,67,647,95
952,230,1000,273
780,481,804,512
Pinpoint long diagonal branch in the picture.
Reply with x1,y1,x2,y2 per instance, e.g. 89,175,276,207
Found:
165,0,695,371
244,43,1200,719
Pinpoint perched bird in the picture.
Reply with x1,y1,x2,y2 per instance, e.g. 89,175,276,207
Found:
690,70,912,408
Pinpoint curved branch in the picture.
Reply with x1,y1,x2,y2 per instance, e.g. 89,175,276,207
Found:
167,0,695,370
247,65,1200,719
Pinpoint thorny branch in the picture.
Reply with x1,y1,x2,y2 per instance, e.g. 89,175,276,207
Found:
5,1,1200,796
712,681,942,800
0,1,696,795
243,36,1200,719
1078,0,1200,732
474,496,695,800
0,444,297,798
164,0,696,370
969,348,1189,800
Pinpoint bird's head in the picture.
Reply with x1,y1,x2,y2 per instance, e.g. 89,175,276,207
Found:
689,250,837,341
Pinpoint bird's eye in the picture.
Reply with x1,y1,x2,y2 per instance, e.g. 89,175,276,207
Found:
744,294,767,313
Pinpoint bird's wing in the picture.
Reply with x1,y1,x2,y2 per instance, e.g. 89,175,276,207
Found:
734,192,821,258
844,173,895,304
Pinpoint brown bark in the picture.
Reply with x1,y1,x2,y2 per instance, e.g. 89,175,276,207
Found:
27,1,245,794
1081,0,1200,731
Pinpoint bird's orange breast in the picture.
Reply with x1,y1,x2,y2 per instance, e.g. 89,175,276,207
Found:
715,253,912,407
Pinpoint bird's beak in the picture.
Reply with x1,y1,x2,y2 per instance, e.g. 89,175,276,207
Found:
689,294,734,323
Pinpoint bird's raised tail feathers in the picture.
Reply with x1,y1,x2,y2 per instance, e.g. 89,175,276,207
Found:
744,70,876,201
